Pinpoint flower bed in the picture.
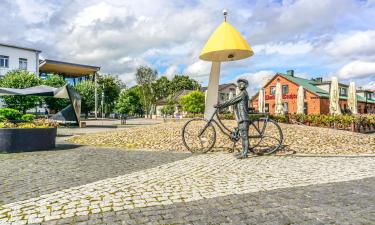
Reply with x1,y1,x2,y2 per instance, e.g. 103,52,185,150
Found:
0,108,58,153
185,112,375,133
272,114,375,133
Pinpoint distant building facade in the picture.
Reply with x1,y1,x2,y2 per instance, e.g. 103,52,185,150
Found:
251,70,375,115
154,83,238,118
0,43,41,76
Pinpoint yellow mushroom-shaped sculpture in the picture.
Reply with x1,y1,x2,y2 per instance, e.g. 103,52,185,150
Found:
200,10,253,118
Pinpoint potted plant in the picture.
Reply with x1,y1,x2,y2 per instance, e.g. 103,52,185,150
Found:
0,108,58,153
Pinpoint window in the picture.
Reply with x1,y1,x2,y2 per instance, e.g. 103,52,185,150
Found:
304,102,308,115
265,103,269,113
270,86,276,95
220,93,226,101
19,58,27,70
283,102,288,113
282,85,289,94
339,87,347,96
0,55,9,68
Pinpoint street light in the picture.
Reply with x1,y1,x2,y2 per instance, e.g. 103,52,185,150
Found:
101,84,104,119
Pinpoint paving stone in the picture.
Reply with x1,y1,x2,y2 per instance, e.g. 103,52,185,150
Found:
1,143,375,224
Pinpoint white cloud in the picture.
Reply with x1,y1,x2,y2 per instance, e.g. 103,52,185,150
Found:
362,81,375,90
253,41,313,55
337,61,375,79
1,0,374,88
325,30,375,59
233,70,275,96
164,65,180,79
14,0,57,24
184,61,211,81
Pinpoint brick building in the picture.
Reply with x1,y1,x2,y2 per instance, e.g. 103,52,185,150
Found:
251,70,375,115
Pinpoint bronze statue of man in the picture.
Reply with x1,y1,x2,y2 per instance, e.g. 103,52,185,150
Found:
215,78,250,159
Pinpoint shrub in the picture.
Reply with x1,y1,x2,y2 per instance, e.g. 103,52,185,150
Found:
0,115,5,122
270,114,288,123
185,113,204,118
218,113,235,120
0,108,22,120
179,91,205,115
21,114,36,122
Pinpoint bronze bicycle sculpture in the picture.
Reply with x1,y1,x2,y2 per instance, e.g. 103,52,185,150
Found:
181,108,283,156
181,79,283,157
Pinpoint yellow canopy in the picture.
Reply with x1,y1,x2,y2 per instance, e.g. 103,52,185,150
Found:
199,21,253,62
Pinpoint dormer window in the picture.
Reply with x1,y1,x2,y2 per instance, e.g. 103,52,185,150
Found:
339,87,347,96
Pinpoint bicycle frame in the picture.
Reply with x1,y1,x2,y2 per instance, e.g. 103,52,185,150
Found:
198,108,269,140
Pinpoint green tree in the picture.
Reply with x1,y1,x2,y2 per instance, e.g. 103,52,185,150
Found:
98,75,123,115
43,74,69,112
152,76,171,102
160,97,175,116
135,66,157,117
170,75,200,94
0,70,42,113
75,80,101,118
115,86,143,116
179,90,205,115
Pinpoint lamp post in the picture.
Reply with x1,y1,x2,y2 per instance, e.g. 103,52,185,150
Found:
199,10,253,119
101,84,104,119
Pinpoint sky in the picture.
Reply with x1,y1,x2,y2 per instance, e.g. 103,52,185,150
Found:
1,0,375,95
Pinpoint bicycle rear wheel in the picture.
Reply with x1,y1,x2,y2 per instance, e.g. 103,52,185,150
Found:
182,118,216,153
249,118,283,155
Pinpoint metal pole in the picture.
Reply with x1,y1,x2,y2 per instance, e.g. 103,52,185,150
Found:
102,84,104,119
94,72,98,119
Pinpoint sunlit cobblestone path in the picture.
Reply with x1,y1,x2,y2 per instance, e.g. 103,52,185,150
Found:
1,147,375,224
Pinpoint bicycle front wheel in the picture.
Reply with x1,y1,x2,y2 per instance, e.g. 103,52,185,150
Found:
182,118,216,153
249,118,283,155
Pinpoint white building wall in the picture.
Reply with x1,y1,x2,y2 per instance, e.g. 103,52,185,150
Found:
0,45,39,76
315,84,330,93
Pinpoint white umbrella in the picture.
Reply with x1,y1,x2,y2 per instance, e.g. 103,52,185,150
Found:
296,86,305,114
329,77,341,115
348,82,357,114
274,82,283,115
258,89,265,113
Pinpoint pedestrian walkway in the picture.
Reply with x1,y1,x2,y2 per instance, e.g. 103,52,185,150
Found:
1,151,375,224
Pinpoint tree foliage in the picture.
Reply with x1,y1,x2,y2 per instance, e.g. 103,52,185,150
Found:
43,74,69,112
135,66,157,117
115,86,143,116
98,75,123,115
160,97,175,116
179,90,205,114
170,75,200,94
0,70,42,113
152,76,171,102
75,80,101,117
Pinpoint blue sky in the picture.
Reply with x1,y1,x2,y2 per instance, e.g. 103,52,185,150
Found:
1,0,374,95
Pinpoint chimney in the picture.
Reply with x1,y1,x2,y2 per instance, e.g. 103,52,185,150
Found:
287,70,294,77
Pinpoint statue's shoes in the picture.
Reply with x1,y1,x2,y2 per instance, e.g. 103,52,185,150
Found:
236,154,248,159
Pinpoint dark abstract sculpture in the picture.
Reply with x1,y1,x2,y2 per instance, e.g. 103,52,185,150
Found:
215,78,250,159
0,85,81,125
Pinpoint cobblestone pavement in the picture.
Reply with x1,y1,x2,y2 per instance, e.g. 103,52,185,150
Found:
1,153,375,224
0,145,190,205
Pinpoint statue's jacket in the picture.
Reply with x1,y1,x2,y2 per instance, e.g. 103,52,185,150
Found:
219,90,249,123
